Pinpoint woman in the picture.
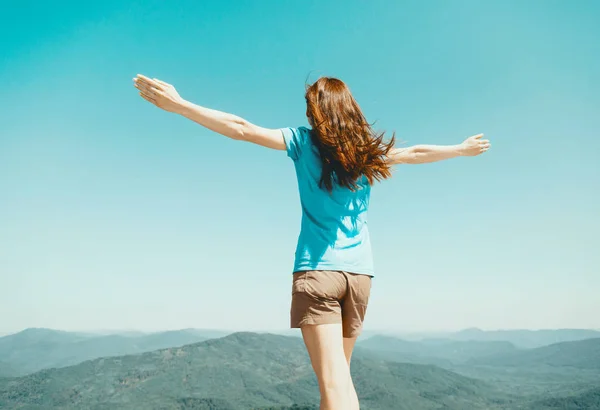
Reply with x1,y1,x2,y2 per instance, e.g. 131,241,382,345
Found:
133,74,490,409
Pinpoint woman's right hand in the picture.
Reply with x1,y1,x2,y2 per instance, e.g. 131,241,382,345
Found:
459,134,491,156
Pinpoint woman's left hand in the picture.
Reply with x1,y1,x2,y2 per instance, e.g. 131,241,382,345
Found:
133,74,184,113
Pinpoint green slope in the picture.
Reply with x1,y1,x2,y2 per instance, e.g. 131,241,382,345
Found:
0,332,516,410
449,338,600,398
525,387,600,409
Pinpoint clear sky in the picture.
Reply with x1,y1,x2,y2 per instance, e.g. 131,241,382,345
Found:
1,0,599,336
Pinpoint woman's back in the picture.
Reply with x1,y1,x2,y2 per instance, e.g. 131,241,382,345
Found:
282,126,374,276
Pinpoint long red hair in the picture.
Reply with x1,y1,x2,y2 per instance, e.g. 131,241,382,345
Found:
305,77,395,192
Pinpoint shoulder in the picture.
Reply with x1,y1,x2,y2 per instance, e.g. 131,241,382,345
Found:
280,126,313,161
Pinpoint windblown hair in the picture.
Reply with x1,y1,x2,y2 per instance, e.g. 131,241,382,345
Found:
305,77,395,192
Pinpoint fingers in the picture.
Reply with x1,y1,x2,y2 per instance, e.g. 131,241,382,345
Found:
134,79,160,103
136,74,158,86
467,134,491,154
153,78,170,87
133,74,173,111
133,79,162,98
133,74,165,91
133,77,158,91
139,91,156,104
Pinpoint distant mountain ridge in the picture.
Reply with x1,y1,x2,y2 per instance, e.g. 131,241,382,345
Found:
398,327,600,348
467,337,600,369
0,327,231,376
358,334,518,367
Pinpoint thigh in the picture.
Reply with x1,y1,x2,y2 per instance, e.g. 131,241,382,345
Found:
301,323,351,386
341,273,372,338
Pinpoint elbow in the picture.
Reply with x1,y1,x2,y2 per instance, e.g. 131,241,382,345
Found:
406,152,420,164
406,146,433,164
232,118,252,141
402,147,422,164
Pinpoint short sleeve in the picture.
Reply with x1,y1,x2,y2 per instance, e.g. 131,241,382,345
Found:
280,127,310,161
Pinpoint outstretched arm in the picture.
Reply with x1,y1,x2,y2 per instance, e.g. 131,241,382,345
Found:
133,74,286,150
386,134,490,165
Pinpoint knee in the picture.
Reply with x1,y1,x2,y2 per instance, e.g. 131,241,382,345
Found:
319,374,351,396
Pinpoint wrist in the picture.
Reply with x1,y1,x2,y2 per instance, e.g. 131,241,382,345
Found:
174,98,193,116
455,143,466,156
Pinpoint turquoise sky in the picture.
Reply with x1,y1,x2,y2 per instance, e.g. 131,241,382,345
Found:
1,0,599,335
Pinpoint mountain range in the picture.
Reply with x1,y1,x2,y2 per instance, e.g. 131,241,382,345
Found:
1,328,599,409
0,328,230,377
385,327,600,348
0,332,518,409
2,327,599,378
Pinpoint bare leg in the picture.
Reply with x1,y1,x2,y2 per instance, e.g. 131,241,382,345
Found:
343,336,360,410
301,324,353,410
343,336,357,365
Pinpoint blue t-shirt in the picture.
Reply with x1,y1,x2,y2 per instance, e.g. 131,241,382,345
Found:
281,126,374,276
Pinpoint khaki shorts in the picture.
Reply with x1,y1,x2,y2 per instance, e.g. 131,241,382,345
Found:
290,270,372,338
